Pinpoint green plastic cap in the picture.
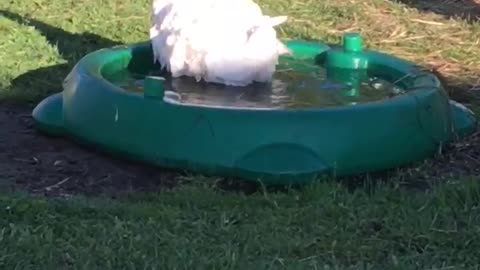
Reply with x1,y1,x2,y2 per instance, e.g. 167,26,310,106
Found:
343,33,363,53
144,76,165,99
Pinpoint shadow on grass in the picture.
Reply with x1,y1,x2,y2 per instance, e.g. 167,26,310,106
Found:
0,10,121,104
392,0,480,22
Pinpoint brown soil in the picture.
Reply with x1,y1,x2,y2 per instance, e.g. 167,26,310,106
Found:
0,101,479,197
0,103,185,198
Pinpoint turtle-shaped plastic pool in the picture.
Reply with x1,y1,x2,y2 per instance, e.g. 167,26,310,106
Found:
32,33,477,185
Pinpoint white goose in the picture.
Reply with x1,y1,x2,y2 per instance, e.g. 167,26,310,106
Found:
149,0,290,87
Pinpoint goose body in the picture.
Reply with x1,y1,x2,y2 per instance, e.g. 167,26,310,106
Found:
150,0,290,86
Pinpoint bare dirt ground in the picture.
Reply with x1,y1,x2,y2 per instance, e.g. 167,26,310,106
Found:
1,100,479,197
0,103,185,198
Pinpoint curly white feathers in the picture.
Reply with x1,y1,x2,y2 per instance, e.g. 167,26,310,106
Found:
149,0,290,86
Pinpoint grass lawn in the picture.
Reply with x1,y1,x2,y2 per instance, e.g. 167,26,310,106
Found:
1,0,480,269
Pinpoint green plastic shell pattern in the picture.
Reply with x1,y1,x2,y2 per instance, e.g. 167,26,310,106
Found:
32,38,477,185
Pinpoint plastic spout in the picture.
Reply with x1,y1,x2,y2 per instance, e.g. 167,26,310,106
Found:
325,33,369,98
326,33,368,70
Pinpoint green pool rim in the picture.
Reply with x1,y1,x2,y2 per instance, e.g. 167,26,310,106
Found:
90,40,444,111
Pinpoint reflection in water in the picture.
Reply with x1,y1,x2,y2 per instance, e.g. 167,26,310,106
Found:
107,58,406,109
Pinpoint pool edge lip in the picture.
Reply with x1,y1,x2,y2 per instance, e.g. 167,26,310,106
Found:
32,92,64,136
450,99,478,138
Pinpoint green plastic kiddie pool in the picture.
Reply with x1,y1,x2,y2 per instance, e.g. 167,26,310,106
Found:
32,33,477,185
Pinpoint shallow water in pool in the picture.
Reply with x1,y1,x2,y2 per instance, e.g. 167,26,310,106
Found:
106,58,406,109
